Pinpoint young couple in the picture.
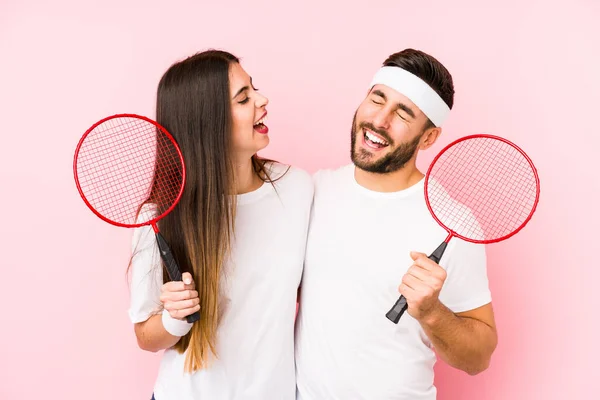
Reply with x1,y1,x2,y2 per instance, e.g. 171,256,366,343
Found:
128,48,498,400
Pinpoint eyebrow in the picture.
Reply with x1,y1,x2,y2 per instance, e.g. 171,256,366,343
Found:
233,86,249,99
372,89,416,119
233,77,254,99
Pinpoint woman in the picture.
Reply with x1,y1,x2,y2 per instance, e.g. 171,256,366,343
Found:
127,50,313,399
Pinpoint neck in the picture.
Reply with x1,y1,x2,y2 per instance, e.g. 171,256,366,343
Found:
234,157,262,194
354,163,424,192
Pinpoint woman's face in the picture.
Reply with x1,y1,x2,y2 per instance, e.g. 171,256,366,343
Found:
229,62,270,161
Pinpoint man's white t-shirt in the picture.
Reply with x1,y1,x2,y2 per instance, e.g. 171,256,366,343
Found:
128,164,313,400
295,164,492,400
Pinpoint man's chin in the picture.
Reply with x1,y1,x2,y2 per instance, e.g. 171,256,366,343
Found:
352,154,383,172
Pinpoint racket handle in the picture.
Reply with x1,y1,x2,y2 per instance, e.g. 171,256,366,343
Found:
385,295,409,323
385,241,449,324
185,310,201,323
428,241,448,264
156,232,201,324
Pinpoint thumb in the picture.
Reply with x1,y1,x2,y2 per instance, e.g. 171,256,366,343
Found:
410,251,425,261
182,272,192,285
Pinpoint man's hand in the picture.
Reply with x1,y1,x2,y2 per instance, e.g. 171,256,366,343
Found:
398,251,447,321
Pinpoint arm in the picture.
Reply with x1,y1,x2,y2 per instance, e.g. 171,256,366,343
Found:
134,314,181,352
399,251,497,375
418,301,497,375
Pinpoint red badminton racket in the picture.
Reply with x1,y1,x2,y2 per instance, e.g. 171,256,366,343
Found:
386,134,540,324
74,114,200,324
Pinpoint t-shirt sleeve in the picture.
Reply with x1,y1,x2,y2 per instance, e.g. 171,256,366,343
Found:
438,239,492,314
127,208,164,323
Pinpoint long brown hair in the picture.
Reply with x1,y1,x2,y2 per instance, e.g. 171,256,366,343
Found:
148,50,275,372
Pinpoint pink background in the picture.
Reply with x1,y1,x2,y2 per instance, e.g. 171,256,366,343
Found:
1,0,598,398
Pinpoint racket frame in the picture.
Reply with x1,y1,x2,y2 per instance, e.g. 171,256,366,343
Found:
73,113,186,230
425,133,540,244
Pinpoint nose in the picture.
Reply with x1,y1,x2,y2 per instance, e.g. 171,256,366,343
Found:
372,108,391,130
255,92,269,108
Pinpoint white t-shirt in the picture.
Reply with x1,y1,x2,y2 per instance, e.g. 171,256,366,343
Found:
295,164,492,400
128,163,314,400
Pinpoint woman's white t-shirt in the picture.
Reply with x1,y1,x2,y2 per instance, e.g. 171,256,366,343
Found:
128,164,314,400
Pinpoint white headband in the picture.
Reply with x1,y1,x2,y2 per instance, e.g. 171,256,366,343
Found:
369,66,450,127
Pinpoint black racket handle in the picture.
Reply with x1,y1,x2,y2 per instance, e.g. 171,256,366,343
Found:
385,241,448,324
156,232,201,324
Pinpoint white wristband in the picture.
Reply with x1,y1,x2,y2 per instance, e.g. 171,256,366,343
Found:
161,309,194,337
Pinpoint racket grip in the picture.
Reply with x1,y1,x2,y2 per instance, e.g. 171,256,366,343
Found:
385,295,409,323
185,310,200,323
428,241,448,264
156,232,201,324
156,232,183,281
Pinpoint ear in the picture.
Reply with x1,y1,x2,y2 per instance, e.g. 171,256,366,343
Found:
420,127,442,150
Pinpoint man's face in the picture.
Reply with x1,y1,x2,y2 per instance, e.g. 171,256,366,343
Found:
351,84,433,173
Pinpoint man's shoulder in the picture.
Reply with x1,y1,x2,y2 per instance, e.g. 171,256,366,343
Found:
312,163,354,188
264,162,314,200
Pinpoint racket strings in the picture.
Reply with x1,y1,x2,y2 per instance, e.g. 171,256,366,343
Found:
76,117,183,225
427,137,538,241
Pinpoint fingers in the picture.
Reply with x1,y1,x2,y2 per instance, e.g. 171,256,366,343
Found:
160,273,200,319
401,272,429,292
409,251,427,261
399,251,448,320
399,262,446,300
182,272,193,285
398,282,415,298
162,293,201,320
160,284,197,307
409,251,447,280
161,273,196,296
405,265,444,288
166,304,201,320
410,251,440,271
161,289,198,302
162,280,195,293
398,273,440,319
164,296,200,312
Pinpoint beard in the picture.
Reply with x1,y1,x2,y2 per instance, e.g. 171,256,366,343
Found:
350,112,423,174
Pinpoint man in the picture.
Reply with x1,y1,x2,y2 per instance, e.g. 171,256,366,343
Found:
295,48,498,399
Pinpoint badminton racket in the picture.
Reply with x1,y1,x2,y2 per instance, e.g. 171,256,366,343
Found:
73,113,200,324
386,134,540,324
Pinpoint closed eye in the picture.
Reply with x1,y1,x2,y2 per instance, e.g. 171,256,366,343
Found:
396,111,407,121
371,90,386,105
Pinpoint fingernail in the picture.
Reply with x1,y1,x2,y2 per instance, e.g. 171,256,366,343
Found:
184,278,191,284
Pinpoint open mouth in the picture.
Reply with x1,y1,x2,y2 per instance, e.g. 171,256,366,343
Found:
363,129,389,149
254,113,268,134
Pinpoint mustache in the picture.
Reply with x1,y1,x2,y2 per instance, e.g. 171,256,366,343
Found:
358,122,393,144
